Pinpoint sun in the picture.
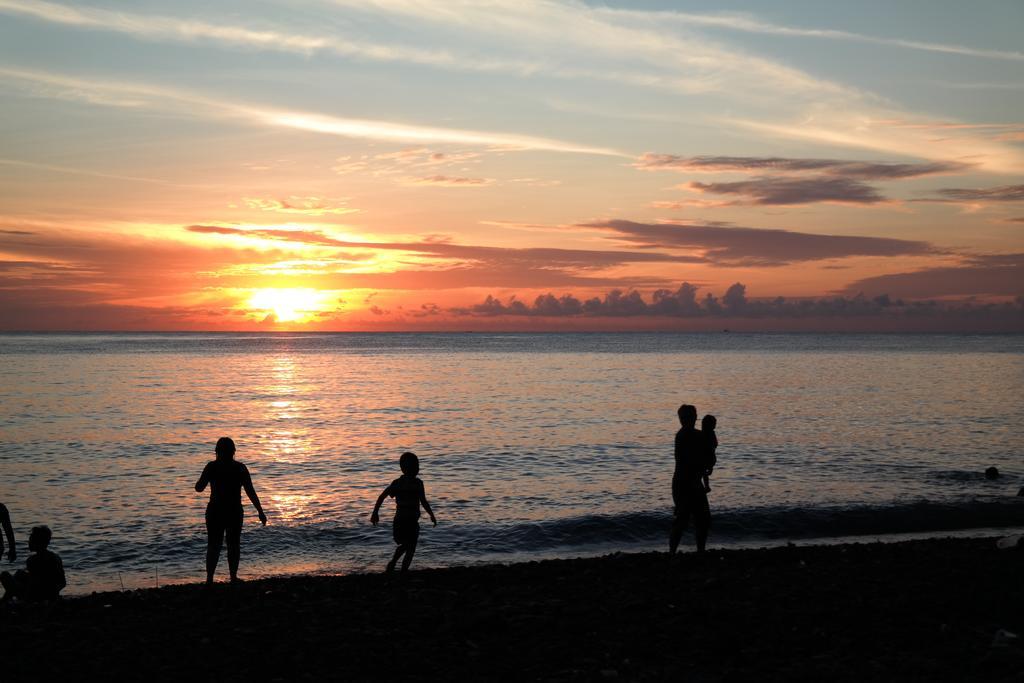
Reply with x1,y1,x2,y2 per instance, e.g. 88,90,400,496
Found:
247,288,330,323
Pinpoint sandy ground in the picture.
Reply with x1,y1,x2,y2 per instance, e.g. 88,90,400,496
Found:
2,536,1022,682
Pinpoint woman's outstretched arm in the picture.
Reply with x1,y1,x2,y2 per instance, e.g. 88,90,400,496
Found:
241,465,268,525
195,463,211,493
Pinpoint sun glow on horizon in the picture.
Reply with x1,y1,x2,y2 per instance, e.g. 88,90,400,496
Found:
247,288,337,323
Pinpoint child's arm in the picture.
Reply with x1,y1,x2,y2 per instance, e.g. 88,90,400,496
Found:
241,465,268,526
0,503,14,562
419,482,437,527
370,486,391,526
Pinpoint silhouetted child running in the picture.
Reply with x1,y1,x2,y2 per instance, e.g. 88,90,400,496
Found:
0,525,65,603
701,414,718,493
371,452,436,573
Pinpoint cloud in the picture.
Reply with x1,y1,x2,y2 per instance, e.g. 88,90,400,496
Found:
595,6,1024,62
0,67,624,156
5,0,1023,174
321,0,1022,174
650,200,732,210
0,0,846,101
635,154,968,180
242,196,357,216
452,281,1024,324
185,224,707,268
934,185,1024,202
0,157,183,186
637,154,971,206
840,254,1024,298
403,175,494,187
729,118,1024,175
688,177,886,206
585,219,932,265
327,0,852,98
334,149,480,177
0,227,291,330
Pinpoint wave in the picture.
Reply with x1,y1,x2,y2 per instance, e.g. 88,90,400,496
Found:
55,498,1024,592
68,499,1024,569
446,499,1024,553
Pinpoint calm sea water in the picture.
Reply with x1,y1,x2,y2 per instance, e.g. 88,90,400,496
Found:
1,333,1022,594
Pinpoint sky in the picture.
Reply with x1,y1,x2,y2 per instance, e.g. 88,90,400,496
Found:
0,0,1022,331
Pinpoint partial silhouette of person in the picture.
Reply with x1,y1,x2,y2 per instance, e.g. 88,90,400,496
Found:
370,451,436,573
701,415,718,494
0,503,15,563
1,525,65,603
195,437,267,585
669,404,712,556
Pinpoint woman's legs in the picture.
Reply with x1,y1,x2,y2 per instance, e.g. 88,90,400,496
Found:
225,523,242,580
669,511,688,556
694,493,711,553
205,514,224,584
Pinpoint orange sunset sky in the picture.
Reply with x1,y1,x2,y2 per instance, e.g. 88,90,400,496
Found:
0,0,1022,331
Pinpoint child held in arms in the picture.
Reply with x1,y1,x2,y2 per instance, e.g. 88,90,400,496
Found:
0,525,66,603
701,414,718,494
370,452,437,573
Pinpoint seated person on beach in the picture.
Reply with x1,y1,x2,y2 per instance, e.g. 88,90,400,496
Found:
669,404,713,556
0,503,15,563
1,525,66,603
370,452,437,573
701,414,718,493
195,437,268,585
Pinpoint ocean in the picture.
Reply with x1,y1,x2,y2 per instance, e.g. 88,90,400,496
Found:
1,332,1022,594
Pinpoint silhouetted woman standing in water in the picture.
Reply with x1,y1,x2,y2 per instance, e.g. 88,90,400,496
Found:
669,404,712,557
195,437,267,584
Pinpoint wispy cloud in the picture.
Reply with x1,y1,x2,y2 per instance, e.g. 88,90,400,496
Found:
332,148,482,177
0,0,487,69
403,175,494,187
0,67,623,156
184,224,706,268
584,219,933,266
0,0,845,99
325,0,851,98
841,254,1024,298
242,196,357,216
636,154,969,207
730,117,1024,174
688,177,887,206
934,185,1024,202
635,154,969,179
0,157,181,186
5,1,1021,171
263,111,623,155
595,6,1024,62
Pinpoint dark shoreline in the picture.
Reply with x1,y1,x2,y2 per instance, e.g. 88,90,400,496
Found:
3,536,1023,681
